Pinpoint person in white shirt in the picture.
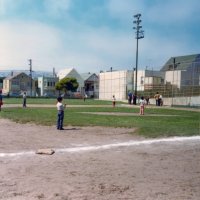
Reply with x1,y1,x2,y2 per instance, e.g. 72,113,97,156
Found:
139,96,145,115
112,95,116,107
84,93,87,101
159,94,163,106
56,96,66,130
22,92,27,108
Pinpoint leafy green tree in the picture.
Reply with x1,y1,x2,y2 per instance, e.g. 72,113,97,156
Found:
55,77,79,95
55,82,63,95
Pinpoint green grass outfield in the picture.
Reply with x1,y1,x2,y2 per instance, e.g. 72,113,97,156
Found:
0,98,199,138
2,97,117,105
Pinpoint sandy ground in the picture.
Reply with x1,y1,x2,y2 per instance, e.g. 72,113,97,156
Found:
0,118,200,200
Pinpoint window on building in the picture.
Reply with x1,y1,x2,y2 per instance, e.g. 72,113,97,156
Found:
12,80,19,86
20,82,25,90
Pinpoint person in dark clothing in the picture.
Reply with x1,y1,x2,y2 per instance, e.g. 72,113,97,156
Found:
0,89,3,111
133,94,137,105
128,92,132,104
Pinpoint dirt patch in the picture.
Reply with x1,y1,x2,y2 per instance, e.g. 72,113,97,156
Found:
0,119,200,200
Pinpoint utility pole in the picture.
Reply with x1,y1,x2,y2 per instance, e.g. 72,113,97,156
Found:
133,13,144,104
171,58,180,106
171,58,175,106
29,59,33,97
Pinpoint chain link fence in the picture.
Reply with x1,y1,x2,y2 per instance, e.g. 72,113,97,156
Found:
139,62,199,98
138,62,200,106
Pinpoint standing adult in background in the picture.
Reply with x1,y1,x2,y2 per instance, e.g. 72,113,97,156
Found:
145,96,150,105
0,89,3,111
154,92,160,106
128,92,132,104
133,93,137,105
159,94,163,106
22,92,27,108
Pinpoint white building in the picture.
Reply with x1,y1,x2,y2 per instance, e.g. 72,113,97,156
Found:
137,70,164,91
38,76,59,97
99,70,132,100
99,70,164,100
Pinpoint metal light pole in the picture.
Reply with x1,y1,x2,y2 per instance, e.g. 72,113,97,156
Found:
131,67,136,93
133,13,144,104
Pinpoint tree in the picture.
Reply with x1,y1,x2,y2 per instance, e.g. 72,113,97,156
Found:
55,77,79,95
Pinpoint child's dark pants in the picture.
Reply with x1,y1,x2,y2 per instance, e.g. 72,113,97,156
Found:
57,111,64,130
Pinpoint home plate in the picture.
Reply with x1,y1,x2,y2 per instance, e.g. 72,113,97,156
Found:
36,148,55,155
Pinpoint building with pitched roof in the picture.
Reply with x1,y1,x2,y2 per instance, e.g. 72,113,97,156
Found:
80,72,99,98
57,68,84,94
3,72,35,96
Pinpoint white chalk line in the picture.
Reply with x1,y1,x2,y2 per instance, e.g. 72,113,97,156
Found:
0,136,200,158
0,151,35,158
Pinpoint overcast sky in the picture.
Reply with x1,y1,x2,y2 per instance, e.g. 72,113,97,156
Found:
0,0,199,73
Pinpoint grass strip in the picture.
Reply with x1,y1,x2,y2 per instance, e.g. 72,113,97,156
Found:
0,106,199,138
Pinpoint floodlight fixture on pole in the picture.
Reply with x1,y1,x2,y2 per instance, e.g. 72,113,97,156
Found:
134,14,141,18
133,13,144,104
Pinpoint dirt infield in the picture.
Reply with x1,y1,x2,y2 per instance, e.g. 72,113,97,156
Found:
0,118,200,200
